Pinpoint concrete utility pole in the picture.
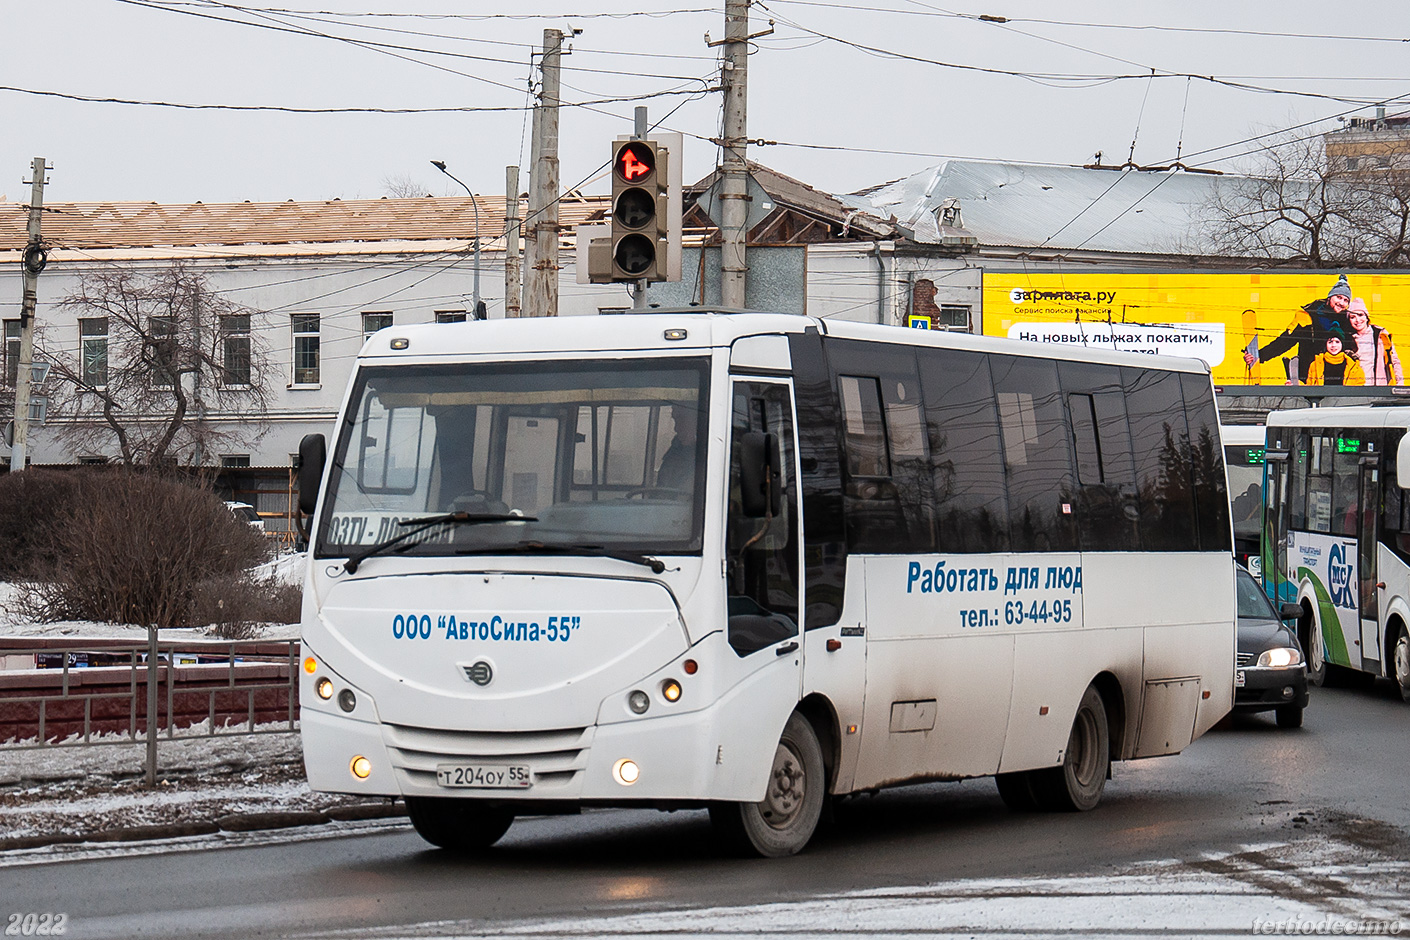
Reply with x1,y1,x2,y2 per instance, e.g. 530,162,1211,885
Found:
10,157,48,473
720,0,750,309
504,165,522,318
524,29,564,318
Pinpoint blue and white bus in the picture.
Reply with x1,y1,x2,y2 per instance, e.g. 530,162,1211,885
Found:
1263,406,1410,701
296,311,1236,857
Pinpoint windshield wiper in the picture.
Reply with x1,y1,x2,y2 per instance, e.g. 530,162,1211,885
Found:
343,511,536,574
455,540,667,574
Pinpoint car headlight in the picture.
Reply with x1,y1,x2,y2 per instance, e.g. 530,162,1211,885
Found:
1257,647,1302,668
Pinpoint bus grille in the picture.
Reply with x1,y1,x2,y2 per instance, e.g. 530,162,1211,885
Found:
383,723,592,793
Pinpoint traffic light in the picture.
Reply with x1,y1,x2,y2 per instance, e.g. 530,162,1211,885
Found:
610,139,668,281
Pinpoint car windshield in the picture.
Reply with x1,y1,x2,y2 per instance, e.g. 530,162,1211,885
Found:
1235,568,1277,619
316,357,710,559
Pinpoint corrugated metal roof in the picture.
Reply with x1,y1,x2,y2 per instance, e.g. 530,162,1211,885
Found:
843,160,1230,254
0,194,611,252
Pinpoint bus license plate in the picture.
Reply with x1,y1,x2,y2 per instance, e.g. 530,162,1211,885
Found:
436,763,531,789
1235,669,1246,688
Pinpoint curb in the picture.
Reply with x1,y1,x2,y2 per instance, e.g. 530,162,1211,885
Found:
0,801,406,853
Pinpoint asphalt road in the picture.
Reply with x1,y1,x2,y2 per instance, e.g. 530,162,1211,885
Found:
4,679,1408,940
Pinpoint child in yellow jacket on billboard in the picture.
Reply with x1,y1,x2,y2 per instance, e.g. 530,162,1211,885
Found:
1307,325,1365,386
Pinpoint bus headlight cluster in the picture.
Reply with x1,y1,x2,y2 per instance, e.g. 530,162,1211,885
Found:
1258,647,1302,668
312,669,357,712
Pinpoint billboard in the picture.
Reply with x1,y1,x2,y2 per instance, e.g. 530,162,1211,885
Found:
983,271,1410,388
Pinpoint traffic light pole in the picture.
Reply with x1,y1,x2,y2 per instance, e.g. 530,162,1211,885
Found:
10,157,47,474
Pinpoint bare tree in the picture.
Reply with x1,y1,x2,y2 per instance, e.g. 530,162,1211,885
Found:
1203,128,1410,267
43,262,273,465
381,173,431,198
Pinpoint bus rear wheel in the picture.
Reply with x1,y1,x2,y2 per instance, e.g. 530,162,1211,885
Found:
1033,685,1109,812
405,797,514,851
1392,626,1410,704
710,712,825,857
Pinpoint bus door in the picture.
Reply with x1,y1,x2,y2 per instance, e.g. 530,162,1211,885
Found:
1262,447,1291,604
1358,456,1382,672
724,379,804,706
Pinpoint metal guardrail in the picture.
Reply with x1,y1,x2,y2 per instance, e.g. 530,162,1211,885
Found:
0,638,299,786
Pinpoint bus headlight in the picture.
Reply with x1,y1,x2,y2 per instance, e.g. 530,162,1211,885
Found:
316,677,334,700
613,758,640,786
1257,647,1302,668
628,690,650,714
350,756,372,779
338,689,357,712
661,679,682,703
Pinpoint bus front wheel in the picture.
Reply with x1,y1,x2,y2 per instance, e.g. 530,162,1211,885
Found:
1033,685,1109,813
710,712,825,858
1392,626,1410,704
1300,606,1327,687
405,797,514,851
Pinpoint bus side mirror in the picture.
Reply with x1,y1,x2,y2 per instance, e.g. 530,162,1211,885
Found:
739,431,782,518
1398,433,1410,489
298,433,327,516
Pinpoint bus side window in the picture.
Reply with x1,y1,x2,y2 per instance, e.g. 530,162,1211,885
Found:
1181,373,1231,552
919,347,1008,553
992,355,1078,552
1059,361,1138,552
1123,366,1197,552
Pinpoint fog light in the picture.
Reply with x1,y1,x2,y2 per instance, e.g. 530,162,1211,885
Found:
338,689,357,712
613,758,640,786
628,690,650,714
1283,686,1295,698
317,677,334,700
661,679,682,703
350,756,371,779
303,656,318,675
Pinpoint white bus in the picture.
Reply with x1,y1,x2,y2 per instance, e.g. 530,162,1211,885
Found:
295,312,1236,857
1221,424,1267,573
1263,407,1410,701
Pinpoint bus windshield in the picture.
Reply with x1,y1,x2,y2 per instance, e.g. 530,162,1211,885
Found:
316,357,710,559
1226,442,1266,543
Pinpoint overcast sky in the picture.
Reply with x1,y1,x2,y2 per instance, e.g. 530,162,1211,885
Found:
3,0,1408,207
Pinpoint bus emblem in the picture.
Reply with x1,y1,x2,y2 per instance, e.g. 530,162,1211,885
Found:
462,661,494,686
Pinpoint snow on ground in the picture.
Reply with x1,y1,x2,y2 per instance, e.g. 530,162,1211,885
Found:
0,557,384,847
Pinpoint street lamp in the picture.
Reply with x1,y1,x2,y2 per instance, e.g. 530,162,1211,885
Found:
430,160,486,320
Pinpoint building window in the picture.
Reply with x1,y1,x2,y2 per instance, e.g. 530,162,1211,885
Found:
150,315,177,387
80,317,109,387
292,313,320,385
363,311,393,340
435,310,467,324
1346,156,1360,170
220,454,251,468
77,455,108,465
4,320,19,386
938,304,971,329
221,314,251,386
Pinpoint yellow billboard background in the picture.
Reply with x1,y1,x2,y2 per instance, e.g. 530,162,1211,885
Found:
982,271,1410,387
